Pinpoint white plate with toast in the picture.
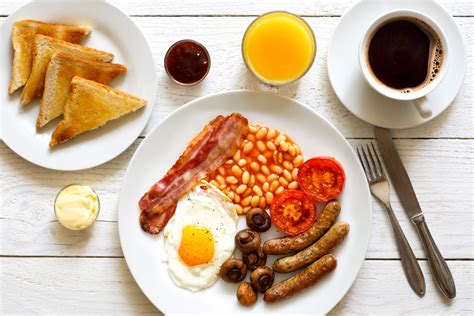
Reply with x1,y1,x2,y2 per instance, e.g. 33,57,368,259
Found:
118,91,372,314
0,0,156,170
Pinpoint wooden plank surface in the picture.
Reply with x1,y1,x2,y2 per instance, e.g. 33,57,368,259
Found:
1,258,472,314
0,0,473,17
0,0,473,314
1,139,472,258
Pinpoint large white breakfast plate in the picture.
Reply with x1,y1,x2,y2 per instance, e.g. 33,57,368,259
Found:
0,0,156,170
118,91,372,314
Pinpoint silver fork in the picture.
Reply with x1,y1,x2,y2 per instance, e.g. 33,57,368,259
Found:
357,143,425,296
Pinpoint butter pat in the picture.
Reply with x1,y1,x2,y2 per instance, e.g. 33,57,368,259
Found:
55,184,99,230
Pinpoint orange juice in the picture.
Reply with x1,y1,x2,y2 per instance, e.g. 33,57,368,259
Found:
242,12,316,85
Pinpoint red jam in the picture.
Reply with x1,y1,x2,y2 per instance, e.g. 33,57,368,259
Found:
165,40,210,85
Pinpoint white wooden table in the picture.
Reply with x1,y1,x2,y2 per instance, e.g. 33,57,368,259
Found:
1,1,473,314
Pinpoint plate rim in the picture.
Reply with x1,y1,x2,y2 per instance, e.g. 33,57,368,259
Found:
118,89,372,314
0,0,158,171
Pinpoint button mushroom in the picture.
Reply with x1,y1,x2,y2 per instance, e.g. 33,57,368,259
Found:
243,246,267,270
236,282,257,306
235,229,261,253
220,259,247,283
246,208,271,232
250,266,275,293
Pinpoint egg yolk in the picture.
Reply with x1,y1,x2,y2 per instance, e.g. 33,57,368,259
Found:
178,225,215,266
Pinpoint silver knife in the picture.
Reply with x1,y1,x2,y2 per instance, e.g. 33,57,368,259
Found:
374,127,456,299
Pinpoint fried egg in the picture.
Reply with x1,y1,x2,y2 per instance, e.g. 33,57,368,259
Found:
163,181,238,292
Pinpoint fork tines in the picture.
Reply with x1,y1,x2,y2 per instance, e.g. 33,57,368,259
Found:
356,143,385,182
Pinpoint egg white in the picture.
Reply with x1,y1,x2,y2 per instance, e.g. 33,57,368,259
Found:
163,181,238,292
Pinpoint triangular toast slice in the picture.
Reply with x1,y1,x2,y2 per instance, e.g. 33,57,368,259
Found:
21,34,114,105
37,52,128,128
50,77,147,147
9,19,91,94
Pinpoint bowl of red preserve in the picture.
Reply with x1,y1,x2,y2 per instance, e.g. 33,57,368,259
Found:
164,39,211,85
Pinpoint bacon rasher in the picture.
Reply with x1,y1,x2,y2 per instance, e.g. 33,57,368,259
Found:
138,113,249,234
139,204,177,235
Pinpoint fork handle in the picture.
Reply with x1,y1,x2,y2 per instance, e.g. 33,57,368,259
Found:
385,204,426,296
412,214,456,299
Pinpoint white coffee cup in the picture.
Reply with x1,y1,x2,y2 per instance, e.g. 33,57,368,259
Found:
359,10,449,118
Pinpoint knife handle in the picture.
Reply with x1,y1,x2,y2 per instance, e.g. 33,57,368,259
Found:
385,204,425,296
412,214,456,299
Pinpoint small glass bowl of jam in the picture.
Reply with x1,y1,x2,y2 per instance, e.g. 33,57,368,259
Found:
164,39,211,85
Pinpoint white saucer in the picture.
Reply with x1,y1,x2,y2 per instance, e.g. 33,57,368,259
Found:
327,0,466,129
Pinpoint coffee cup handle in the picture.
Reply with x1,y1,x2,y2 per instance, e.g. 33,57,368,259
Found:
413,97,432,118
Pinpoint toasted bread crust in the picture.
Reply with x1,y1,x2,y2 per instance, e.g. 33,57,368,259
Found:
9,19,92,94
50,77,147,146
37,52,127,128
20,35,114,105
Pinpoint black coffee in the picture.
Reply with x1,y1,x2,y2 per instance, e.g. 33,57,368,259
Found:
367,19,443,92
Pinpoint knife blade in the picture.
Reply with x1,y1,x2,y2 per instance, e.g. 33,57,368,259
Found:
374,127,421,218
374,126,456,299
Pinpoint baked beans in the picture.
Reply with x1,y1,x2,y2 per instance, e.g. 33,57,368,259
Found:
207,123,302,215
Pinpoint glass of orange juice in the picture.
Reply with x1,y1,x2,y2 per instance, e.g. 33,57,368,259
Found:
242,11,316,85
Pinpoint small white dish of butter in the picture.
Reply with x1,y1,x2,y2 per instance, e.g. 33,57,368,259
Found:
55,184,100,230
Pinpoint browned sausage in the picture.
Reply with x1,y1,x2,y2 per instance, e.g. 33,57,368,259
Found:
264,254,337,303
263,200,341,255
273,221,349,273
